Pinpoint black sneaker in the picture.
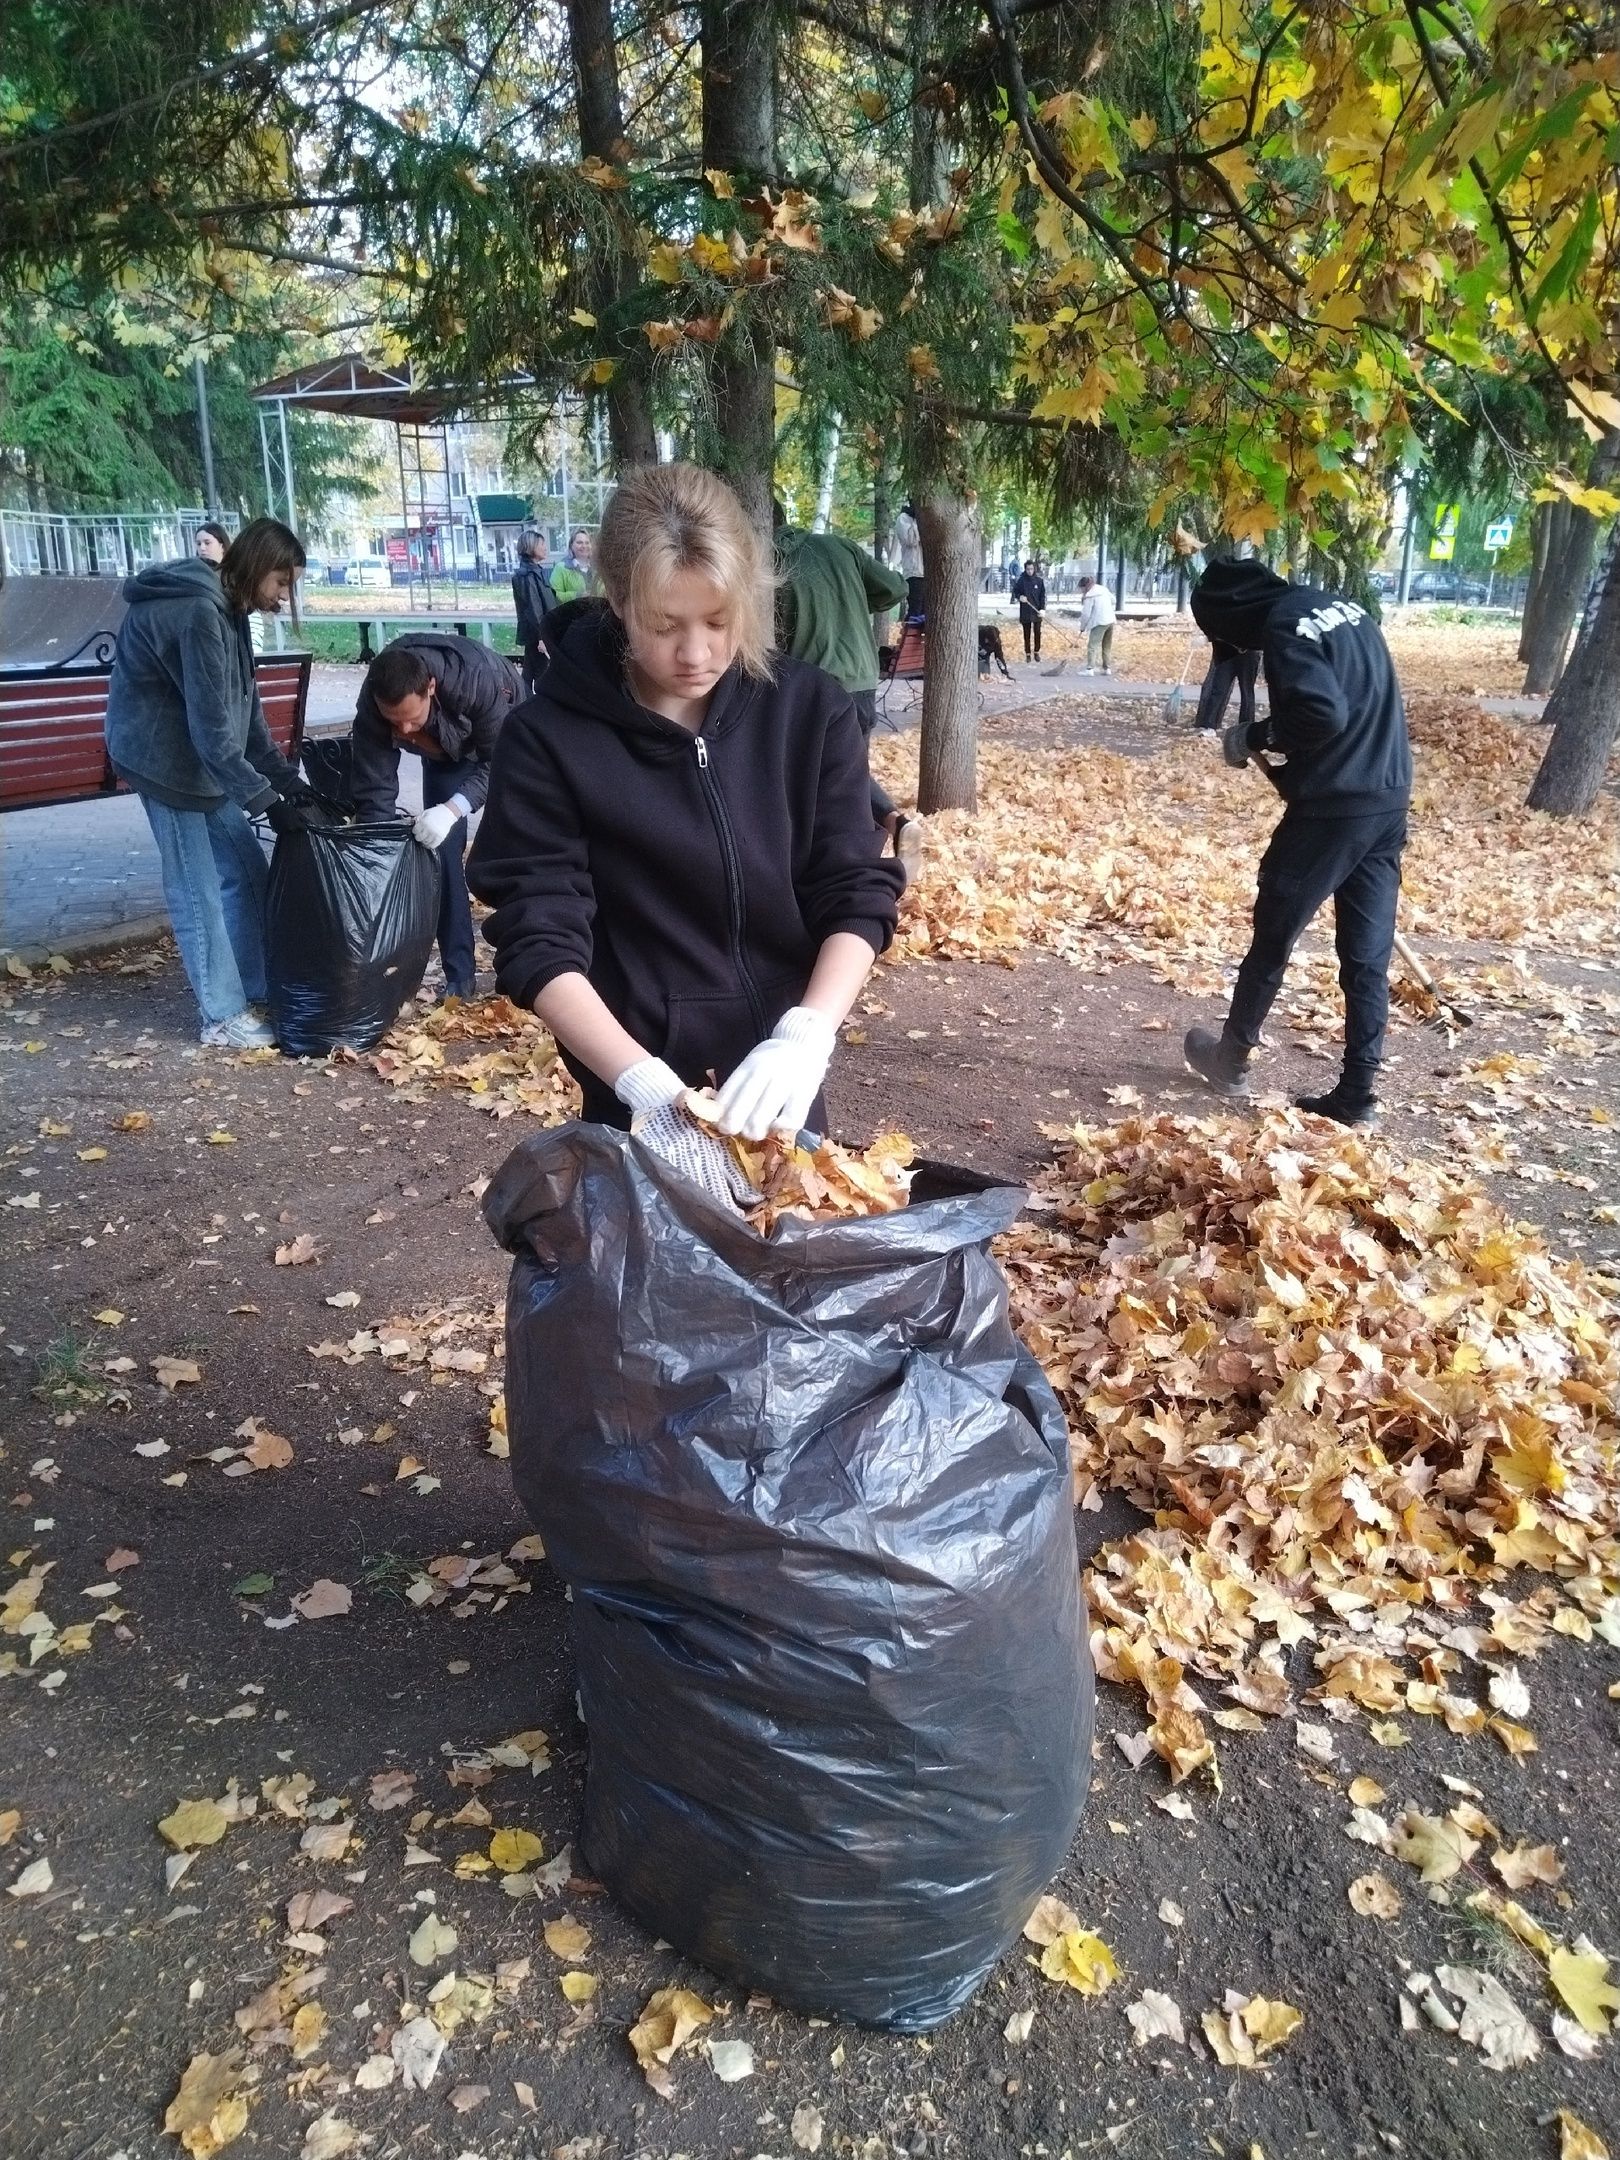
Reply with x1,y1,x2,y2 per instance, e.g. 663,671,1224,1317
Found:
1183,1024,1251,1095
1295,1084,1379,1127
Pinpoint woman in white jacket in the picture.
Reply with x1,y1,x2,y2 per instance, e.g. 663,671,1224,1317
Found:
891,503,925,617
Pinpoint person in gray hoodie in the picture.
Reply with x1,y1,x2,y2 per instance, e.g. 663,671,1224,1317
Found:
105,518,322,1048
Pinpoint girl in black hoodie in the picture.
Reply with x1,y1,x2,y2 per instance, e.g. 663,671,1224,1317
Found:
468,464,904,1205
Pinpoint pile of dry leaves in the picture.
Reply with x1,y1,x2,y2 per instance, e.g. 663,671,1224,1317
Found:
1000,1109,1620,1785
365,997,580,1123
683,1091,915,1232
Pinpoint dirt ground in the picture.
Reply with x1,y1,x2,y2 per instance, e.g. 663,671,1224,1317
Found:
3,681,1617,2160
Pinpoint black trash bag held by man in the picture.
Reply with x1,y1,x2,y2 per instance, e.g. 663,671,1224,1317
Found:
484,1122,1094,2033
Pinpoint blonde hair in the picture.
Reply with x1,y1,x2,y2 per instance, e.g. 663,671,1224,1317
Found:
597,463,775,680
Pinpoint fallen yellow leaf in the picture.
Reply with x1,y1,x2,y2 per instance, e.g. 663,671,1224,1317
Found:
163,2049,250,2156
1038,1928,1119,1995
157,1798,230,1852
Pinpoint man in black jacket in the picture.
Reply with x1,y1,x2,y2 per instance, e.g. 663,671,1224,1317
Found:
350,631,523,1000
1182,561,1413,1125
511,532,557,694
1011,558,1046,662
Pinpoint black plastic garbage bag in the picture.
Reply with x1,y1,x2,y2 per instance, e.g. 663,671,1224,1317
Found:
484,1123,1093,2032
266,819,439,1055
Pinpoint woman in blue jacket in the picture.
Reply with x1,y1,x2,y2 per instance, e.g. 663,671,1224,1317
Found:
105,518,321,1048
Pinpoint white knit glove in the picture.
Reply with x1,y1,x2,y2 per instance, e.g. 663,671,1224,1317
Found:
712,1007,836,1142
413,799,467,849
615,1057,758,1211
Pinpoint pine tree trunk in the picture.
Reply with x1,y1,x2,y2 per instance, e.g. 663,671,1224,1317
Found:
1526,530,1620,815
701,0,777,531
1519,499,1554,662
908,0,978,811
566,0,659,471
916,493,982,813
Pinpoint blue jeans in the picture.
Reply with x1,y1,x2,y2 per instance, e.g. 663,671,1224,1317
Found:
139,795,269,1025
422,755,478,993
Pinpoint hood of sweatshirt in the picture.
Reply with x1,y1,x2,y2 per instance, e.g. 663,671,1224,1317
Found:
540,598,763,760
1191,559,1292,651
120,557,229,610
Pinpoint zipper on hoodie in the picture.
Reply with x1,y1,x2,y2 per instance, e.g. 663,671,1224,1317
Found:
693,734,768,1039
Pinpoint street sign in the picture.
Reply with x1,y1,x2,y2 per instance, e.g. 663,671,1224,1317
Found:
1429,504,1459,561
1484,516,1514,551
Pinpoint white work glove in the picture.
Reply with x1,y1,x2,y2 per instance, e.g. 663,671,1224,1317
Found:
413,797,468,850
712,1007,835,1142
615,1057,759,1211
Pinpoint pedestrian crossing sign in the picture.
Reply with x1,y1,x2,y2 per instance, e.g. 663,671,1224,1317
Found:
1428,504,1459,561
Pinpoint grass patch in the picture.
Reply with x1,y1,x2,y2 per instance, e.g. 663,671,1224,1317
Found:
33,1332,108,1407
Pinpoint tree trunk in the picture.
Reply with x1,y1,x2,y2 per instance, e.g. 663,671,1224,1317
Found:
1526,527,1620,815
566,0,659,470
1522,498,1593,694
916,492,982,813
905,0,979,809
1524,438,1618,695
1519,499,1554,661
701,0,777,531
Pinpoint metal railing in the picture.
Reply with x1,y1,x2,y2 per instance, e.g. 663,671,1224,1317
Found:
0,506,238,580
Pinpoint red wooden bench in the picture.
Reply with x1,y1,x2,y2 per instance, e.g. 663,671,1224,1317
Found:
0,654,312,814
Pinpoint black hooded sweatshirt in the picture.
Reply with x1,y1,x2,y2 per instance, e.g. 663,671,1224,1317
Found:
466,600,903,1104
1191,561,1412,817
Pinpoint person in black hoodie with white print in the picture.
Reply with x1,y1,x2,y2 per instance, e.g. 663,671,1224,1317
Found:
1181,559,1413,1126
468,462,904,1210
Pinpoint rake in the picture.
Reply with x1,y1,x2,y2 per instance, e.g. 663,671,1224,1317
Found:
1392,928,1474,1031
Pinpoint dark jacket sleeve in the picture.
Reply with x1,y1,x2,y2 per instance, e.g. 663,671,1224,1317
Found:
170,607,281,811
513,570,538,645
465,706,597,1007
1263,619,1348,755
435,641,521,814
348,686,403,818
795,693,904,953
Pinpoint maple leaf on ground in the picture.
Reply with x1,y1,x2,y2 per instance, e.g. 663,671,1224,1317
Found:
1125,1988,1185,2045
1435,1965,1540,2069
1201,1993,1303,2067
1039,1928,1119,1994
1491,1842,1564,1890
1549,1945,1620,2036
163,2049,250,2156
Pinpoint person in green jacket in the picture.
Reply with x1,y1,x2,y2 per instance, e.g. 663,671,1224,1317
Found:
549,528,598,603
774,512,922,878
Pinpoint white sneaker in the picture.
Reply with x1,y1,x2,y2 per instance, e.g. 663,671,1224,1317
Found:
201,1010,277,1049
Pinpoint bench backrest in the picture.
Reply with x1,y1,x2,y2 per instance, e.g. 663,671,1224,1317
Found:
0,653,312,814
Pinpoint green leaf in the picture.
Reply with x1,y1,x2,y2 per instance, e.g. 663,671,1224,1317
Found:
1529,192,1601,321
232,1573,274,1597
1489,84,1597,195
996,212,1032,263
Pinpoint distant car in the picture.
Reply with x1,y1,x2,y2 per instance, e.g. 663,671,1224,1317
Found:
301,555,329,586
348,556,392,590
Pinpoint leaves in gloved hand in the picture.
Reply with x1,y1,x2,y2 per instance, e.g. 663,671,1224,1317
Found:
681,1092,914,1232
